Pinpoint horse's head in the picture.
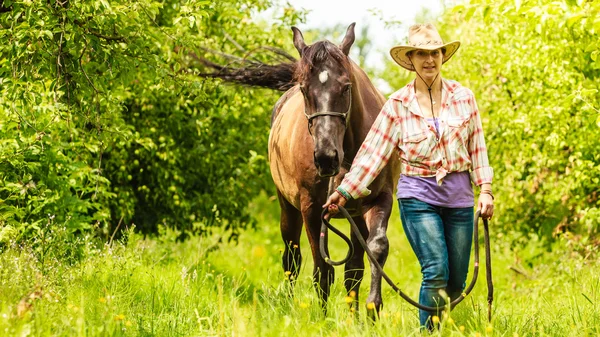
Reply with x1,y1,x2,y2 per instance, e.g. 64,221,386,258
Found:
292,23,355,178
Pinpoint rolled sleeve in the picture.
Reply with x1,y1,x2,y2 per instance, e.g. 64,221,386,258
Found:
339,100,400,199
467,94,493,185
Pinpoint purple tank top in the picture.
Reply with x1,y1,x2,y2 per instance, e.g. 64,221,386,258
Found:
396,171,474,208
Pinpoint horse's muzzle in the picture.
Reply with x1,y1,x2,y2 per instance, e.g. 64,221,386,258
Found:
314,150,340,177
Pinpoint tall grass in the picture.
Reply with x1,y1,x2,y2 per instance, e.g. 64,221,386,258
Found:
0,193,598,336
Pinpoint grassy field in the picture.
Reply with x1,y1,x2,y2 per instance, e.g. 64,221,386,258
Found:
1,193,599,336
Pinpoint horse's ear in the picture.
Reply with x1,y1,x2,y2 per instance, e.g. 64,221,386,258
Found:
340,22,356,56
291,26,307,56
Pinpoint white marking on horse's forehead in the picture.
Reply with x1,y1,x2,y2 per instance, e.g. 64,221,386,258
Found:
319,70,329,83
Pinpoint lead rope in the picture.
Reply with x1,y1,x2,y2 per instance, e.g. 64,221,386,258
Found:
319,204,494,322
319,178,354,266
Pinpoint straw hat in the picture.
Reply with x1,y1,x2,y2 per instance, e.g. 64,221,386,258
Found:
389,23,460,71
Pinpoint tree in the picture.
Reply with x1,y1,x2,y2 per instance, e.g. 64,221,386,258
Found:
432,0,600,248
0,0,304,247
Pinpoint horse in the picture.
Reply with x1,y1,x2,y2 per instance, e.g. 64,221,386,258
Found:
201,23,400,316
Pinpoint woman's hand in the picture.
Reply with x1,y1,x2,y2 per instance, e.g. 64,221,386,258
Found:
322,191,348,218
477,193,494,219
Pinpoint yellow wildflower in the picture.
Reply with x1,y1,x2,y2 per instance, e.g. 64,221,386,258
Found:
345,296,353,304
366,302,376,310
114,314,126,321
486,325,493,333
431,316,440,324
459,325,465,332
299,302,308,309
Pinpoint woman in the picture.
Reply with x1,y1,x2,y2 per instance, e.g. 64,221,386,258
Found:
323,23,494,328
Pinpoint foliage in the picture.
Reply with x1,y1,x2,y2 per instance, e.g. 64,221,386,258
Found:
438,0,600,248
379,0,600,247
0,0,303,245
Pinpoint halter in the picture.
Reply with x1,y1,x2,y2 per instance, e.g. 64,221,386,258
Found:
302,86,352,128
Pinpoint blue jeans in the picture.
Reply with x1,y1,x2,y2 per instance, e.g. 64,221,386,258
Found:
398,198,474,328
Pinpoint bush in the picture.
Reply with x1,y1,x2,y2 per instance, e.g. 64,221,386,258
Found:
436,0,600,245
0,0,302,247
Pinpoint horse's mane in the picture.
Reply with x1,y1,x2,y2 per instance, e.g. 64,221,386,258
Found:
294,41,352,83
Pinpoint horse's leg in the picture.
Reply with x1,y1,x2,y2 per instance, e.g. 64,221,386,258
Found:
344,216,368,313
278,191,303,294
363,191,394,320
302,197,335,312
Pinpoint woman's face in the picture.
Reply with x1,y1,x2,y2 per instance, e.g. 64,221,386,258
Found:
411,49,443,81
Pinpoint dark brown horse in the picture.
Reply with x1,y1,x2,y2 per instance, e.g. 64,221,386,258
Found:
201,23,399,316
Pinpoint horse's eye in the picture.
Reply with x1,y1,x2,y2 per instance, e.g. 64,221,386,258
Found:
343,85,351,95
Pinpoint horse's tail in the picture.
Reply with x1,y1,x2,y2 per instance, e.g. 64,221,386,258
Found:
193,46,297,92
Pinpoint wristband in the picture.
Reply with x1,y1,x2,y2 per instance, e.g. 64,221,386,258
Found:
480,190,494,200
336,187,352,201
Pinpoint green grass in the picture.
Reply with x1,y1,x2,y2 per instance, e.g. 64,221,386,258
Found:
1,193,599,336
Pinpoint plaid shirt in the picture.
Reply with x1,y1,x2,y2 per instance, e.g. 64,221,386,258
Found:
338,78,493,200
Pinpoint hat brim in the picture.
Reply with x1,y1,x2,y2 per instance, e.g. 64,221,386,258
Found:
389,41,460,71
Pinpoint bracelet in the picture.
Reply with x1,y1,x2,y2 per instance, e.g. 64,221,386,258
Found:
336,187,352,201
480,190,494,200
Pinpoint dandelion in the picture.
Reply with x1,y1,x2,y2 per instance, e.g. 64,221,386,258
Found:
299,302,308,309
349,290,356,298
252,246,266,258
99,297,107,303
345,296,353,304
486,325,493,333
447,317,454,325
459,325,465,332
367,302,376,310
432,316,440,324
293,244,299,249
114,314,126,321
